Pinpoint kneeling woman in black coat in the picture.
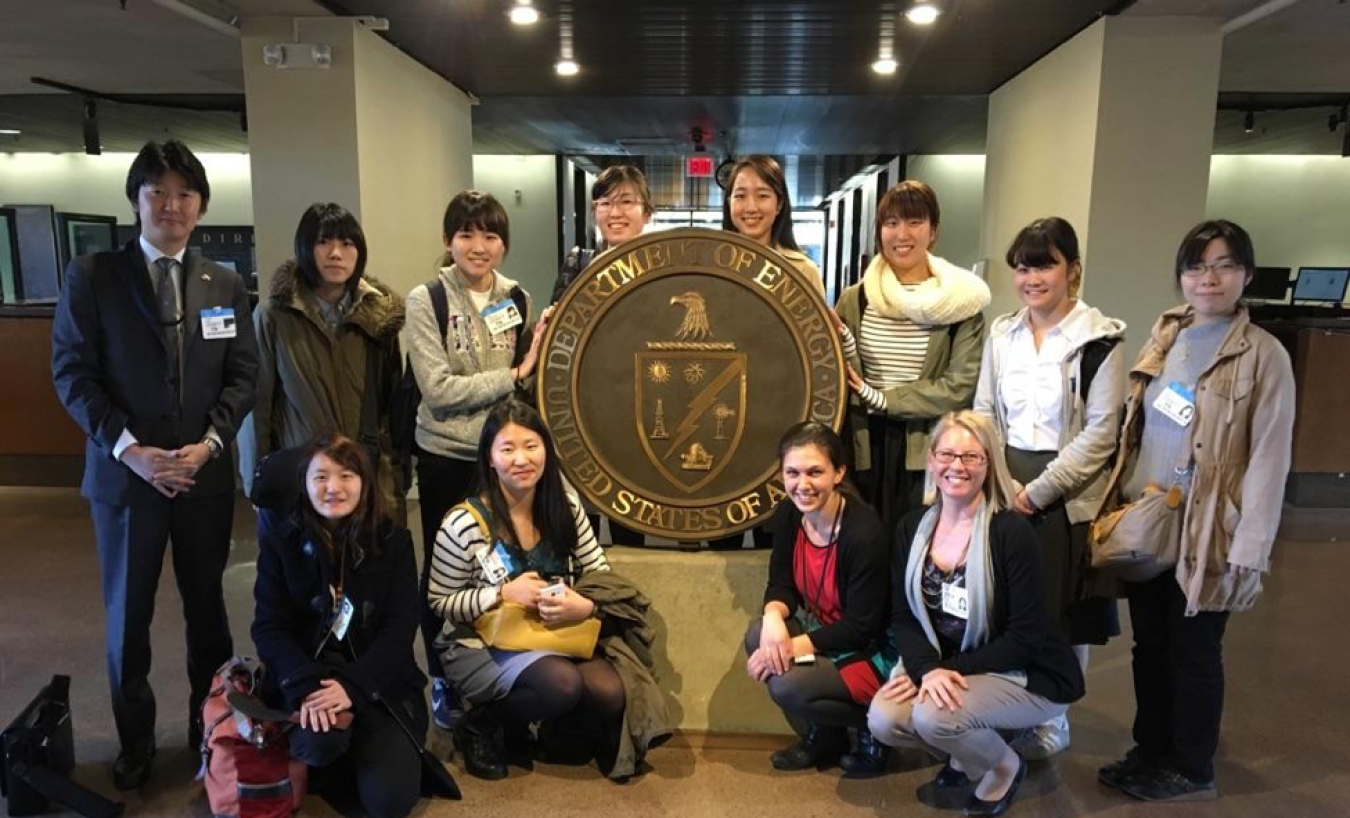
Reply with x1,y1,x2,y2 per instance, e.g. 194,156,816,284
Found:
252,434,426,818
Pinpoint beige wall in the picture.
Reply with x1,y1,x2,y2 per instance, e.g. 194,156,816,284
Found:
240,16,472,295
981,16,1221,358
0,152,253,225
352,26,474,298
473,155,560,306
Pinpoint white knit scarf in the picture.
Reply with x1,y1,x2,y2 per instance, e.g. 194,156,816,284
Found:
861,252,990,326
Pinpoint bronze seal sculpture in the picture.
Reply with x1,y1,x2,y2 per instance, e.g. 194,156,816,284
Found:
537,228,846,541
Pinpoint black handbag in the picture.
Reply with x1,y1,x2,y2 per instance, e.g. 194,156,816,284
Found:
1,675,123,818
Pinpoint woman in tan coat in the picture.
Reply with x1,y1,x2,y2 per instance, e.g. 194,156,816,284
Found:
247,203,407,522
1097,220,1295,803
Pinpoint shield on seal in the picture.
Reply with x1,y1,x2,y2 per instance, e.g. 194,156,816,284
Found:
635,350,747,494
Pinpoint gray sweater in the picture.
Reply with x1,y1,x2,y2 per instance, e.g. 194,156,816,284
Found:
406,266,533,460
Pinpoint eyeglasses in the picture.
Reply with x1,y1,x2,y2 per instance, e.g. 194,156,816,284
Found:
1180,260,1244,277
932,450,987,467
594,195,641,213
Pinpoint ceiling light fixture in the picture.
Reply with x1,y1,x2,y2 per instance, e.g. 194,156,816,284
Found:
906,3,940,25
555,59,579,76
872,58,898,75
1243,110,1255,134
0,128,20,135
509,1,539,25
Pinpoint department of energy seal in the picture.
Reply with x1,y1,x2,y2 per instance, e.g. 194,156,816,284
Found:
537,228,846,541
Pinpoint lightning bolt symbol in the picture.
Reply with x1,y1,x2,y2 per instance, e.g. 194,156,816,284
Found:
662,358,744,461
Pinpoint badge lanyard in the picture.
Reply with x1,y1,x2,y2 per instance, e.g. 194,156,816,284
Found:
796,496,845,619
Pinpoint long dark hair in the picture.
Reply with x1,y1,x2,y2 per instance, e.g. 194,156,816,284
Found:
475,399,578,564
296,434,385,564
777,421,863,503
293,202,368,296
721,155,801,252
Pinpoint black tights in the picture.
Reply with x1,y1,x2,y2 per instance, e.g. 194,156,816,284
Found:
488,656,625,727
743,618,866,729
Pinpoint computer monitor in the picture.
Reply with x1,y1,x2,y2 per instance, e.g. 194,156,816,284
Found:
1246,266,1291,302
1293,267,1350,305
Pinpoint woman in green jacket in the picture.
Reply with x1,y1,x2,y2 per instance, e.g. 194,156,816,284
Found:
247,202,407,522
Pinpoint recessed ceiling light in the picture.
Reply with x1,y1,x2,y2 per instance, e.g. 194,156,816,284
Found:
555,59,580,76
906,4,940,25
0,128,20,135
509,2,539,25
872,58,898,75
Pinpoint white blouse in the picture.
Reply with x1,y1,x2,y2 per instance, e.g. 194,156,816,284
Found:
998,314,1075,451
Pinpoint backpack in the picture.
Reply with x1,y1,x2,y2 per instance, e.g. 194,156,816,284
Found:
1077,337,1119,404
197,657,306,818
390,278,449,482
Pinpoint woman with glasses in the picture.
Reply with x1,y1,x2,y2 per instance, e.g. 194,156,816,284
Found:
550,165,654,303
867,411,1084,817
549,165,653,547
1096,220,1294,803
722,155,823,291
835,181,990,537
972,217,1126,759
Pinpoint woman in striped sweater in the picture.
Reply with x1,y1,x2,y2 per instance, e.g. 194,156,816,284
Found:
427,399,614,781
835,181,991,536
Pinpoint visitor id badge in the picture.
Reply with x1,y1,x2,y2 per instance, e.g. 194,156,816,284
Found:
200,307,237,339
477,542,517,585
331,595,354,641
941,582,969,620
1153,381,1196,427
482,299,523,335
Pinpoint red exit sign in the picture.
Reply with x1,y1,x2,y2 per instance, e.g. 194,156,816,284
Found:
686,154,714,178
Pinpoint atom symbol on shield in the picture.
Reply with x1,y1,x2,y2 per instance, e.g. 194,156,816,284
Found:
684,363,706,384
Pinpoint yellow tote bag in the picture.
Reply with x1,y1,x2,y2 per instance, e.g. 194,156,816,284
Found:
474,602,600,660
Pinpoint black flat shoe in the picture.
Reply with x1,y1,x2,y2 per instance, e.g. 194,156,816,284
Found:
934,761,972,789
1097,746,1153,791
112,744,156,791
915,760,973,811
770,724,848,771
964,756,1027,817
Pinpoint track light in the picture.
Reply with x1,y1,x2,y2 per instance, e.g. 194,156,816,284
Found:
509,1,539,25
555,59,579,76
872,58,898,75
906,4,940,25
83,99,100,155
1243,110,1255,134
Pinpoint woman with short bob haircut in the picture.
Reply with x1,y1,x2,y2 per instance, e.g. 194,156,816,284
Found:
722,154,823,291
835,181,990,537
1096,220,1294,802
428,399,629,782
247,202,407,521
972,216,1126,759
744,422,894,777
868,411,1084,817
252,434,426,818
407,190,544,732
551,164,655,303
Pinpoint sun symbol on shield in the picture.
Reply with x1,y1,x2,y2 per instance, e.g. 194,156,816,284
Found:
647,360,671,383
684,362,706,384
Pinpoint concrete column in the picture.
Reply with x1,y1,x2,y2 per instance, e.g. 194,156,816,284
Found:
980,16,1222,358
240,16,474,296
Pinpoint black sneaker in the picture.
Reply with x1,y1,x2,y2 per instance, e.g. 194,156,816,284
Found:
770,724,848,771
1121,766,1217,802
1098,746,1153,790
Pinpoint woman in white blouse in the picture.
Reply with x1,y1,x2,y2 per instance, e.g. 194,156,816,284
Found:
973,216,1126,759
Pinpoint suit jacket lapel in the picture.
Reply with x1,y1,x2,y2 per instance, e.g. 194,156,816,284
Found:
183,252,211,345
116,240,170,354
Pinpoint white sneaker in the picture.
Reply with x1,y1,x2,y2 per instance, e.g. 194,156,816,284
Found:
1010,714,1069,761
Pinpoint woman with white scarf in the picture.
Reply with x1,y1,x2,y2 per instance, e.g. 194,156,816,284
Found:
835,181,990,537
867,411,1083,817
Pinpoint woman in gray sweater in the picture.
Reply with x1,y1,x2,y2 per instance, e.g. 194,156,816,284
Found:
406,190,544,731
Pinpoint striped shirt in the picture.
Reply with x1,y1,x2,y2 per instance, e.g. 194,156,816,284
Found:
843,303,935,413
428,495,609,626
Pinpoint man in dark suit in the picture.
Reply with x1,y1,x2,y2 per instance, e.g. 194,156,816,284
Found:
51,140,258,790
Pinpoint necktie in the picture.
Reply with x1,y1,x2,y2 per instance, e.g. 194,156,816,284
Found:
153,257,183,400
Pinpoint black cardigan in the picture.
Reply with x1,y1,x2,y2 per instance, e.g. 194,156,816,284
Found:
891,508,1085,705
763,496,890,656
251,508,426,713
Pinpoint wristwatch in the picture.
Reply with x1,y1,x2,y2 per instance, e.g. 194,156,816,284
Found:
203,437,223,459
